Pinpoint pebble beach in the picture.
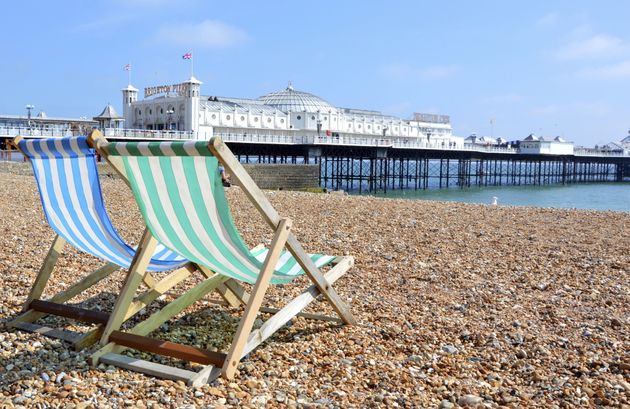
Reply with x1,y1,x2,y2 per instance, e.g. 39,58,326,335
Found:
0,168,628,408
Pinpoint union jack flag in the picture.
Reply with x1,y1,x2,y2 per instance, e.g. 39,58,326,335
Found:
182,53,192,60
123,63,131,71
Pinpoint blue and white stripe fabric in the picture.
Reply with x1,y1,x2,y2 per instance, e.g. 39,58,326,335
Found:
18,136,187,272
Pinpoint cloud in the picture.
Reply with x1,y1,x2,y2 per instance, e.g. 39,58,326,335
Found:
154,20,248,48
556,34,626,60
576,60,630,79
480,93,523,104
381,63,459,80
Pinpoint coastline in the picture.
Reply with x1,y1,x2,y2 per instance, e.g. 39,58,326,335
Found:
0,171,628,407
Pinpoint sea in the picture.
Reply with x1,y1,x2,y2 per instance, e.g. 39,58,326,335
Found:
365,182,630,212
5,151,628,212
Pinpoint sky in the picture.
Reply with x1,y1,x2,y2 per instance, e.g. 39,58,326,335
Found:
2,0,630,147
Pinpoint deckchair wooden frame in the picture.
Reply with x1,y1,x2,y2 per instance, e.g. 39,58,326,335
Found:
89,133,356,385
6,136,197,350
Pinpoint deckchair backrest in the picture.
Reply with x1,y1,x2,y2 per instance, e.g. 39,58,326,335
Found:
103,141,333,284
17,136,186,272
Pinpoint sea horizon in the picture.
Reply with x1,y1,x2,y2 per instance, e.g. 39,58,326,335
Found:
361,181,630,212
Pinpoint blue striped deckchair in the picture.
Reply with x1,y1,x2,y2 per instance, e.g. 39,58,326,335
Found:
90,133,356,386
8,135,191,349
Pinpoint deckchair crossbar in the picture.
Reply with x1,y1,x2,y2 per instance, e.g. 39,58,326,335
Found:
109,331,226,367
29,300,110,325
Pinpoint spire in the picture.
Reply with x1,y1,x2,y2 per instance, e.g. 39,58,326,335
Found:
287,81,294,91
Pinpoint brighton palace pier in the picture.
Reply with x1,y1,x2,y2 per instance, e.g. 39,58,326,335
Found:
1,76,629,192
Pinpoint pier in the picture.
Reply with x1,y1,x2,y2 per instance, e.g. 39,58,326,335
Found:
227,141,629,193
2,129,629,193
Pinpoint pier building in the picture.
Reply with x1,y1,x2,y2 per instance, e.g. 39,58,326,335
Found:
120,76,463,149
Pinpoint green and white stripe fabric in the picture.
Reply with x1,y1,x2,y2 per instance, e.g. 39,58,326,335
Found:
104,141,335,285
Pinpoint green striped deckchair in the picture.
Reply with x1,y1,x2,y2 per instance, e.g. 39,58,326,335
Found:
90,133,356,386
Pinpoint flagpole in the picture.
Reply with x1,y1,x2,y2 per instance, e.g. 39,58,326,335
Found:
191,53,194,78
128,63,131,86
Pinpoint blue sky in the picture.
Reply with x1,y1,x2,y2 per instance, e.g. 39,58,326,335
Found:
2,0,630,146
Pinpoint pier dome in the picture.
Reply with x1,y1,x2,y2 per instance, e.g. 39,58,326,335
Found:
258,83,336,113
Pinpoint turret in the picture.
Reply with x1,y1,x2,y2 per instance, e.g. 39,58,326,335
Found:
183,76,202,134
122,84,138,128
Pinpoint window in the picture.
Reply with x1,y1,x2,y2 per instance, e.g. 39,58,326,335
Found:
149,109,152,115
211,114,216,119
267,118,272,123
358,125,362,129
324,116,328,120
254,117,259,122
280,118,285,123
311,115,315,120
226,115,231,120
160,108,163,114
368,125,371,130
240,116,245,121
297,115,302,120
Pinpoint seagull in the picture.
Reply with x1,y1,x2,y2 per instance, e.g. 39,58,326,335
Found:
491,196,498,205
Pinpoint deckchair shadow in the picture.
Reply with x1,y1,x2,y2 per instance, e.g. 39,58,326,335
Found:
90,132,356,386
7,135,195,350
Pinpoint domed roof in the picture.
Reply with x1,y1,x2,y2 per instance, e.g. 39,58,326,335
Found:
258,83,336,113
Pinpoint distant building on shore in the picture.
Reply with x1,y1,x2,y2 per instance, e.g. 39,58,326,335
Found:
120,76,463,147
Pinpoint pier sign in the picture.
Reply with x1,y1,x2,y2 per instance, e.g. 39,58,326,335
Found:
144,82,188,98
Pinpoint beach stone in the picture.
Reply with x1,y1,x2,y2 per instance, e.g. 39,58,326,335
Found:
1,171,630,408
442,345,458,354
457,394,483,406
439,399,455,408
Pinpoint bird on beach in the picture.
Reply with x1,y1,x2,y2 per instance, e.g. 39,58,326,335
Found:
491,196,498,205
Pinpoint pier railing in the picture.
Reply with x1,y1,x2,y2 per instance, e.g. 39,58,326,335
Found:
102,128,198,140
2,126,628,158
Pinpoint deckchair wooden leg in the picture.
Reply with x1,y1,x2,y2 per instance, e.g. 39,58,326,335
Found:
286,236,357,326
22,235,66,311
197,265,243,307
222,218,292,380
72,326,103,351
9,262,119,327
224,279,251,304
216,283,243,308
99,229,158,346
242,256,354,358
141,271,157,289
92,273,229,365
209,137,356,326
124,264,196,321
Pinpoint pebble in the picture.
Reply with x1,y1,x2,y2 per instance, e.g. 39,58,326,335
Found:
442,345,458,354
439,399,455,409
457,394,483,406
0,170,629,408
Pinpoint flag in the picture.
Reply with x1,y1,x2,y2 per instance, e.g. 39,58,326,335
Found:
123,63,131,71
182,53,192,60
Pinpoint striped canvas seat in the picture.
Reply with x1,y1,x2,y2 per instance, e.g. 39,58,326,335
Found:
103,141,336,284
18,136,187,272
